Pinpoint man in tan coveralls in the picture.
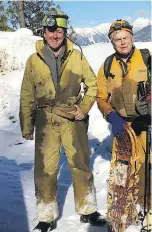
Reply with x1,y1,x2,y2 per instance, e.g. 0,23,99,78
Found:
19,8,106,232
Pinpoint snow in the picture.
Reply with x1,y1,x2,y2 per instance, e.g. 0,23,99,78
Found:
125,225,141,232
74,27,104,44
0,29,42,74
0,28,151,232
95,23,111,35
75,27,99,35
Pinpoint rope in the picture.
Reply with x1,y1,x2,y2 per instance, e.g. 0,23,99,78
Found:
107,124,140,232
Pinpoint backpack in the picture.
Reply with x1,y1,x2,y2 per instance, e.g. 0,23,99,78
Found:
104,48,150,79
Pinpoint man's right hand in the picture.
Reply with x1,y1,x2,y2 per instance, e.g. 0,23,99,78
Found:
24,135,34,140
69,105,85,120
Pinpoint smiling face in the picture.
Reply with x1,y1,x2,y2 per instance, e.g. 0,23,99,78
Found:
44,27,65,50
111,30,133,55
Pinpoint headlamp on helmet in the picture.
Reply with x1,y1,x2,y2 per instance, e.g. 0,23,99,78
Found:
45,17,57,27
108,19,133,38
42,8,69,29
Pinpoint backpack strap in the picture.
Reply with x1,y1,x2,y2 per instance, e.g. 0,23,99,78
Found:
139,48,150,67
104,49,150,80
104,53,116,79
139,49,151,92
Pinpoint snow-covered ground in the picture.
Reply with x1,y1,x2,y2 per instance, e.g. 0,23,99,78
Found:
0,28,151,232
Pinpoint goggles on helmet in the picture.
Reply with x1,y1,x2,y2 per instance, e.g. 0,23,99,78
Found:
43,14,68,29
108,20,133,38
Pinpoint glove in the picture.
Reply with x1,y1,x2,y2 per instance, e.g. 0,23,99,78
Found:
136,95,151,116
107,112,126,138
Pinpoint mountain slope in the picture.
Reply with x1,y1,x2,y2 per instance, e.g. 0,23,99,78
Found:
132,18,151,33
134,25,152,42
74,18,151,46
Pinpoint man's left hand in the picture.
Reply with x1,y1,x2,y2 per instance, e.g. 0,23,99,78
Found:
69,105,85,120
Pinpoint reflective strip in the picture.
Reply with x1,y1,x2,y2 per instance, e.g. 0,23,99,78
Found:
56,17,68,28
43,16,68,28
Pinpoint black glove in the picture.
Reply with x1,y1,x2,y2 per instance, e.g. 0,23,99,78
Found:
131,115,151,136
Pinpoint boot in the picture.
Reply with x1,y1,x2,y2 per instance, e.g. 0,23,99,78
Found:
80,211,107,226
33,221,56,232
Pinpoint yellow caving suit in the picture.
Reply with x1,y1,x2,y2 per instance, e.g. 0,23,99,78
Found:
97,47,149,206
19,39,98,222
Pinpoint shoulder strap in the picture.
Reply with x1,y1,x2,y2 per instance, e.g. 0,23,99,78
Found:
139,48,150,67
104,49,150,79
104,53,115,79
140,49,151,90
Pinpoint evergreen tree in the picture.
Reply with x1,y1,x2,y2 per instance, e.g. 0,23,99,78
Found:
7,1,76,40
0,1,12,31
7,1,56,30
15,1,26,28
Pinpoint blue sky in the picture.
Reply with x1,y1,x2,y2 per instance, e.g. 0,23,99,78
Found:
55,1,151,28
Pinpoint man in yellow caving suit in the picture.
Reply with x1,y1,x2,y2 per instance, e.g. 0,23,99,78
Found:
97,19,151,231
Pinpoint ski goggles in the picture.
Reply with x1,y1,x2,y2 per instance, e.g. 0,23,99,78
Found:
42,15,68,29
108,20,133,37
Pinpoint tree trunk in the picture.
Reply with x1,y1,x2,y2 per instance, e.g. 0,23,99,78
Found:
16,1,26,28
